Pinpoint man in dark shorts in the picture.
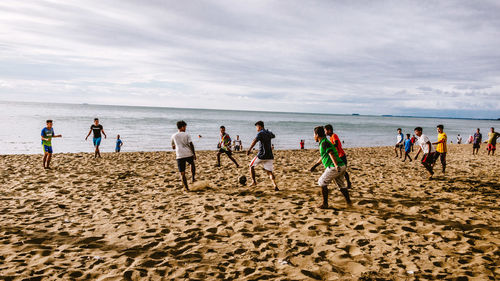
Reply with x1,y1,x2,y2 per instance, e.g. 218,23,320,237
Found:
325,124,352,188
413,127,436,178
85,118,107,158
216,126,239,167
472,128,482,155
394,128,404,158
234,135,243,151
171,120,196,191
247,121,278,191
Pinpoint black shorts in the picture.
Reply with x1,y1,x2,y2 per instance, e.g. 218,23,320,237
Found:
340,155,348,166
395,143,403,148
218,148,232,156
177,156,194,172
234,145,241,151
473,143,480,149
421,152,435,165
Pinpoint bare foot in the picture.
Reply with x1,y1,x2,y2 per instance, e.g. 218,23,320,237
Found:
250,181,257,186
274,186,279,191
318,204,329,209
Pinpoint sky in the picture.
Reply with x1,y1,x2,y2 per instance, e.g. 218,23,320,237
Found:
0,0,499,118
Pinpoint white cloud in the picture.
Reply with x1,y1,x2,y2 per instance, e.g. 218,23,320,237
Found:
0,0,499,117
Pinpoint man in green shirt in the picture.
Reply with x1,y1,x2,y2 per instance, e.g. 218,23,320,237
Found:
310,126,351,209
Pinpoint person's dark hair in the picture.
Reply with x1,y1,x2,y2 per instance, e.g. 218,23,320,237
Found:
220,126,225,129
437,124,444,130
477,128,480,131
46,120,53,123
255,121,264,127
177,120,187,129
94,118,99,121
492,127,495,130
406,133,410,137
397,128,402,131
324,124,333,131
314,126,326,138
414,127,423,132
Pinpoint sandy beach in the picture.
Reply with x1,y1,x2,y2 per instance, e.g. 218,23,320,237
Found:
0,144,498,280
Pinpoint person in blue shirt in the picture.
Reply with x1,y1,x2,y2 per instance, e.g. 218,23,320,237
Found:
403,134,412,162
247,121,278,191
41,120,62,169
115,135,123,152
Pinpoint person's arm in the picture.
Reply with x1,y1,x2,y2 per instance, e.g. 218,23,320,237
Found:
85,129,92,140
119,141,123,147
54,134,62,138
310,157,322,172
41,130,48,141
101,128,107,139
246,139,258,155
328,151,340,171
189,142,196,160
171,138,176,150
426,141,432,153
414,146,422,160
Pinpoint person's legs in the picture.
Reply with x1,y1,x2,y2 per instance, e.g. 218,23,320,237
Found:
394,145,398,157
250,166,257,185
46,153,52,169
421,154,434,177
319,186,329,209
340,156,352,188
440,152,446,173
227,154,239,167
43,151,48,168
177,158,189,190
216,151,222,166
266,170,278,191
180,172,189,190
399,145,403,158
334,167,351,204
188,157,196,183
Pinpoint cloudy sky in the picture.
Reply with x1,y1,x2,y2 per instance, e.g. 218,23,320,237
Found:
1,0,499,118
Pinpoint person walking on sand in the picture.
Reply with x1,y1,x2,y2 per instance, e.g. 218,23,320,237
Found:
85,118,107,158
472,128,482,155
233,135,243,152
216,126,239,167
247,121,278,191
414,127,436,178
486,127,500,156
395,128,404,158
403,134,412,162
115,135,123,152
310,126,351,209
41,120,62,169
171,120,196,191
432,124,447,173
457,134,462,144
325,124,352,189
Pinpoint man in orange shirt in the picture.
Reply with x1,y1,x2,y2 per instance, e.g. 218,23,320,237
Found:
324,124,352,189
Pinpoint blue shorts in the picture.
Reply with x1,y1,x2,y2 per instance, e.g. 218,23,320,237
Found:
115,147,121,152
43,145,53,154
93,137,102,147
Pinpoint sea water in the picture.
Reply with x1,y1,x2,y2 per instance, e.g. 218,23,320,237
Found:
1,101,497,155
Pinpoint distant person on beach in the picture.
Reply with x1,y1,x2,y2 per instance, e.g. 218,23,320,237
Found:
411,134,416,152
403,134,412,162
115,135,123,152
171,120,196,191
414,127,436,178
41,120,62,169
467,135,473,144
300,139,305,150
85,118,107,158
216,126,239,167
325,124,352,189
472,128,482,155
432,124,447,173
234,135,243,151
457,134,462,144
310,126,351,209
247,121,278,191
486,127,499,156
395,128,404,158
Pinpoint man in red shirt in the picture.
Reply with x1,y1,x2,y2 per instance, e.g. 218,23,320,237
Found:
324,124,352,189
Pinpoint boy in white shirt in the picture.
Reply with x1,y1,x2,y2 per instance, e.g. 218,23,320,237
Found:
413,127,436,178
171,120,196,191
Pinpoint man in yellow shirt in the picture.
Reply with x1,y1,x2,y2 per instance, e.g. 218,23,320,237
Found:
432,124,447,173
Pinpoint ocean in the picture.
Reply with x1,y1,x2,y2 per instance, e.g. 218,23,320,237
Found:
1,101,498,155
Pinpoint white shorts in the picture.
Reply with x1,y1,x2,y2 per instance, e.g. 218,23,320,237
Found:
249,156,274,172
318,166,346,189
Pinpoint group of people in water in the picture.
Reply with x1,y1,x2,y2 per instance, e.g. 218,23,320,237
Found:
40,118,499,209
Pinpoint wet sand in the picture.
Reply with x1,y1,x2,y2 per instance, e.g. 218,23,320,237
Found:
0,144,498,280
